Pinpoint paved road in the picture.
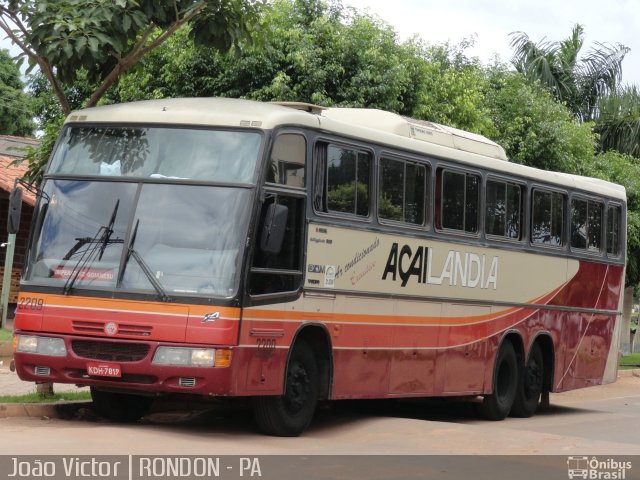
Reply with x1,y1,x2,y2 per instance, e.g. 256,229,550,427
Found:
0,375,639,456
1,375,639,479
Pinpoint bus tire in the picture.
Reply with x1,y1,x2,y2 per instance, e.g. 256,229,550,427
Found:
90,387,153,423
253,341,319,436
478,341,518,421
511,342,544,417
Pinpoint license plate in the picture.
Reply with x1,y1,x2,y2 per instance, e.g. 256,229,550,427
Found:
86,362,122,378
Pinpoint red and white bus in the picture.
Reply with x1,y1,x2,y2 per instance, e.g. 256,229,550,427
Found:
11,98,626,436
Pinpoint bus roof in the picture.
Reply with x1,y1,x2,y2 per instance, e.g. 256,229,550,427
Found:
66,98,625,201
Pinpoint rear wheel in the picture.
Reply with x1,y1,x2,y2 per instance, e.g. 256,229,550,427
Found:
478,341,518,420
253,341,319,436
90,388,153,423
511,342,544,417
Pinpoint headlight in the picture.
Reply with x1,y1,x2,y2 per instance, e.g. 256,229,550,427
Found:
152,347,215,367
16,335,38,353
16,335,66,357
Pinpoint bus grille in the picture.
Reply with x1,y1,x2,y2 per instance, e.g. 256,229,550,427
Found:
72,320,153,336
71,340,150,362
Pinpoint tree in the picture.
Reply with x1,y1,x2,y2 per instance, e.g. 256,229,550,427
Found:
595,86,640,158
509,24,629,122
411,40,493,135
482,65,596,174
114,0,430,115
0,0,264,115
0,48,33,136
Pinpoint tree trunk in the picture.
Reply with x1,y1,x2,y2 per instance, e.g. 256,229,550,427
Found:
620,286,634,355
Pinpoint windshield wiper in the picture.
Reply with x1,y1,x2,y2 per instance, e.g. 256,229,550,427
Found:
62,200,122,295
119,219,170,302
62,200,122,262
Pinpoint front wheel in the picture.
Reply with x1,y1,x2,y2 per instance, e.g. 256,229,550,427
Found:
253,341,319,436
478,341,518,420
90,388,153,423
511,342,544,417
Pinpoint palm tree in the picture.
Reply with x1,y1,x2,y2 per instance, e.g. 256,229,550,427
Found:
596,86,640,158
510,24,629,122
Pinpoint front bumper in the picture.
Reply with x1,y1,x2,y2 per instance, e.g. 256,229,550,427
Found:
13,331,237,396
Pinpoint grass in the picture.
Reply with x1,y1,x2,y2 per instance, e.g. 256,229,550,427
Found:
620,352,640,369
0,328,13,343
0,391,91,404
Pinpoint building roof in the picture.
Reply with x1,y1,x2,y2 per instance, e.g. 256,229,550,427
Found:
0,135,39,158
0,135,39,207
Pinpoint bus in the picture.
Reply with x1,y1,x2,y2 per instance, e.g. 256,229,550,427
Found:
10,98,626,436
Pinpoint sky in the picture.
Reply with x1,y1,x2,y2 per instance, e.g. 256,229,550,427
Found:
343,0,640,87
1,0,639,86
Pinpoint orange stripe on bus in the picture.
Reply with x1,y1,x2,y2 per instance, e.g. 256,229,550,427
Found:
18,293,241,319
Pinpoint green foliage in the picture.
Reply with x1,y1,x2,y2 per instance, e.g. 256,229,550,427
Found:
378,193,402,221
13,116,65,186
1,0,264,112
28,70,95,127
596,86,640,158
326,181,368,214
115,0,428,115
0,49,34,136
0,390,91,403
619,353,640,367
0,327,12,342
11,0,262,84
412,41,493,134
483,66,596,174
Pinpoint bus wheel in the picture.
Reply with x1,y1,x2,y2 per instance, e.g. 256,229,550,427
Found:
511,342,544,417
90,387,153,423
253,341,319,436
478,341,518,420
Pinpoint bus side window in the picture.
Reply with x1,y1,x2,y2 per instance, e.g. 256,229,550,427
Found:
485,179,523,240
606,204,622,256
249,194,305,295
267,134,306,187
532,189,565,246
320,144,371,217
570,198,603,252
378,157,427,225
437,168,479,233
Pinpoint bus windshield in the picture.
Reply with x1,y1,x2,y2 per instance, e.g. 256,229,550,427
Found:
49,126,262,183
26,180,252,298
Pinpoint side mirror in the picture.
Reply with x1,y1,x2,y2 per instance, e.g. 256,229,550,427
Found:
260,203,288,254
7,187,23,234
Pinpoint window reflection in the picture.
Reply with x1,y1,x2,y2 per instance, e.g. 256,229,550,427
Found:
379,158,426,225
121,185,250,297
326,145,371,216
486,180,522,239
27,180,137,288
532,190,564,246
441,170,479,233
607,205,622,256
50,127,262,183
571,198,603,252
26,180,250,298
